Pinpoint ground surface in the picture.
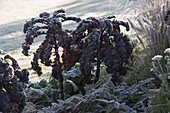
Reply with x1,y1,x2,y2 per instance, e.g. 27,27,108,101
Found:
0,0,141,82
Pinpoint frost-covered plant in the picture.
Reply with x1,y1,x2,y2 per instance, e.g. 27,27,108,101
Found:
128,0,170,62
125,0,170,85
22,9,133,99
22,9,81,100
26,66,82,108
25,63,154,112
149,48,170,112
37,75,154,113
0,53,29,113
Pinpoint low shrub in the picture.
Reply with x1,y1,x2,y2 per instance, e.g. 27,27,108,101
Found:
31,74,154,113
0,53,29,112
149,48,170,113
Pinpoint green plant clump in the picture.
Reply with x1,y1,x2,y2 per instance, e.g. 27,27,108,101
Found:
125,60,150,85
149,48,170,113
36,75,154,113
26,64,84,108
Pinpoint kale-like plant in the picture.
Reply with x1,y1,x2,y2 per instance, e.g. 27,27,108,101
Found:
0,53,29,113
22,9,133,99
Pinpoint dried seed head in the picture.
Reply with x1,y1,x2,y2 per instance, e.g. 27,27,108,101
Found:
152,55,163,61
164,25,167,35
164,48,170,54
156,14,161,27
166,25,170,36
161,4,166,20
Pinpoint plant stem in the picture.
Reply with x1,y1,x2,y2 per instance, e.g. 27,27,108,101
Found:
95,31,103,83
158,60,165,75
54,32,64,100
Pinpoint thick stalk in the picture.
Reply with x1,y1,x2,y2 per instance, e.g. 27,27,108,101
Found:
95,31,103,83
55,48,64,100
54,31,64,100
